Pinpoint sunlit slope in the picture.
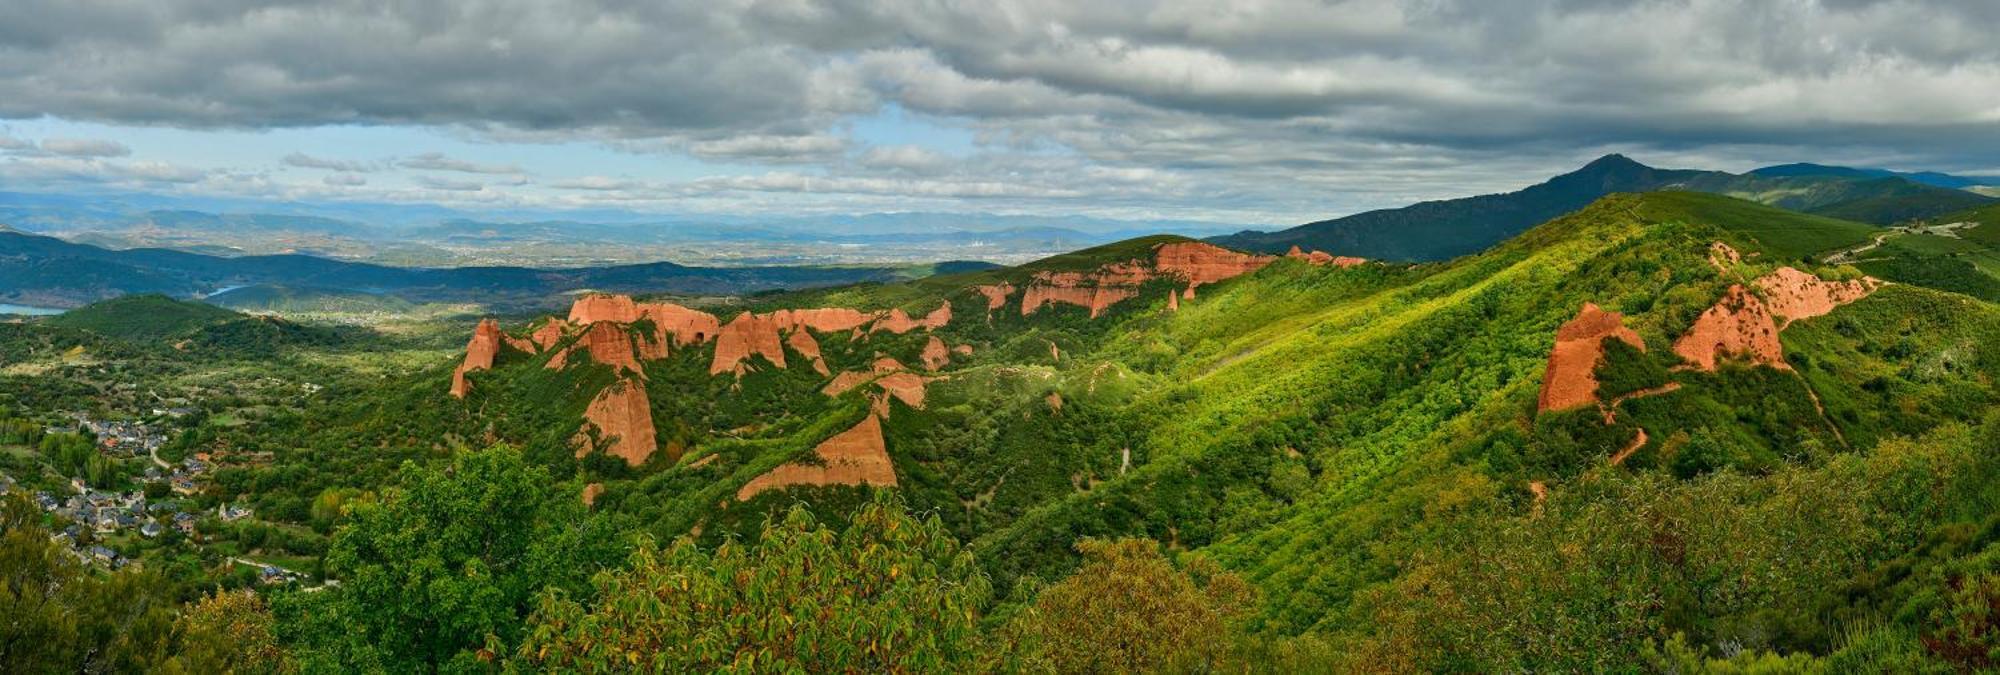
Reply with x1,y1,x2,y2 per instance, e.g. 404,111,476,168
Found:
967,191,2000,634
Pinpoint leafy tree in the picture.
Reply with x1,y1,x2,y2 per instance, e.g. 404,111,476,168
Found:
995,538,1255,673
158,589,290,674
275,445,623,672
511,495,989,673
0,494,179,672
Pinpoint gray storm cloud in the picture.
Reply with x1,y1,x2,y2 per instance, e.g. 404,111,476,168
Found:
1,0,1997,217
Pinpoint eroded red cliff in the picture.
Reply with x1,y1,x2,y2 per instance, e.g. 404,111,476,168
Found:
735,415,896,501
1753,267,1878,328
449,318,504,399
1673,285,1787,371
576,378,660,466
1538,303,1645,412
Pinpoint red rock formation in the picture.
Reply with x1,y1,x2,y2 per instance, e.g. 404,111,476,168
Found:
1284,245,1365,267
1537,303,1645,412
636,301,721,345
774,307,875,333
1155,241,1277,289
549,322,645,377
1673,285,1787,371
952,344,973,356
530,320,568,351
873,302,952,334
711,312,787,375
1753,267,1878,328
1708,242,1742,273
576,378,659,466
874,372,927,412
787,330,830,376
568,294,641,324
1167,289,1179,312
1021,284,1138,318
976,283,1015,310
736,415,897,501
822,370,873,397
872,357,907,373
920,336,949,371
449,318,504,398
582,482,604,507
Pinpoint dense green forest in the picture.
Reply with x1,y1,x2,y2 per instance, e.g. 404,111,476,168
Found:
2,191,1997,671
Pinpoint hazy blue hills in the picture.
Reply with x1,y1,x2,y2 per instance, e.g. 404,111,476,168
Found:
0,229,997,309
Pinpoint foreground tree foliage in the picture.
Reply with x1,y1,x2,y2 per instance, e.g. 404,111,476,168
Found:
511,496,990,673
274,445,624,672
996,538,1255,672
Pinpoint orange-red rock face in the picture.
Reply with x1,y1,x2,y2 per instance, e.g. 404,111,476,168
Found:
568,294,641,325
873,372,928,413
449,318,504,398
774,307,875,333
550,321,645,377
1537,303,1645,412
636,302,721,345
736,415,896,501
1020,241,1281,319
976,283,1015,311
530,320,568,350
1673,285,1787,371
1154,242,1276,288
1285,245,1367,268
1753,267,1878,328
712,312,787,375
920,336,950,371
577,378,660,466
873,302,952,334
1021,284,1137,318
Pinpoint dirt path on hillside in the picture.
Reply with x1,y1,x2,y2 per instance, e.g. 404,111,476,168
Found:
1610,427,1648,466
1599,382,1683,424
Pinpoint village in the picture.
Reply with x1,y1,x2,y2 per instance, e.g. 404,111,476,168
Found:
0,410,305,584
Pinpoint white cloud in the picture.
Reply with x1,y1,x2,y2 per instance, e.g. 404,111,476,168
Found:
399,152,523,175
284,152,377,172
39,138,131,158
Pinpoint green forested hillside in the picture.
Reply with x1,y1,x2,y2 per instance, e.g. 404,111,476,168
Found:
8,192,1996,671
1214,154,1990,261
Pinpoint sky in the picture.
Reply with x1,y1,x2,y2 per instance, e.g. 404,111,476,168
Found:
2,0,1999,227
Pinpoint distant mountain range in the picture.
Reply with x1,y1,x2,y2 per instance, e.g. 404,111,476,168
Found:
1214,155,1997,261
0,189,1251,267
0,229,997,309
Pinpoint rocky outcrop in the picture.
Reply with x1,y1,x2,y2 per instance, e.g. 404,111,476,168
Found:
774,307,875,333
787,330,830,375
1537,303,1645,412
530,320,568,351
450,319,504,399
712,312,788,375
569,294,641,325
1673,285,1787,371
1020,241,1284,319
1753,267,1878,328
576,378,660,466
976,283,1015,311
582,482,604,507
873,302,952,334
548,321,645,377
1284,246,1365,267
736,415,897,501
872,372,928,416
1021,284,1138,318
920,336,950,371
638,301,723,345
1707,242,1742,273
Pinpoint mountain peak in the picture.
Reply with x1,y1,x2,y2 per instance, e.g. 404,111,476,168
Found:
1577,153,1650,173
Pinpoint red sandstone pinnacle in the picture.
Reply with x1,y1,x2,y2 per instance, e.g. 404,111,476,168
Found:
449,318,503,398
1020,241,1292,319
736,415,897,501
1537,303,1645,412
576,378,661,466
